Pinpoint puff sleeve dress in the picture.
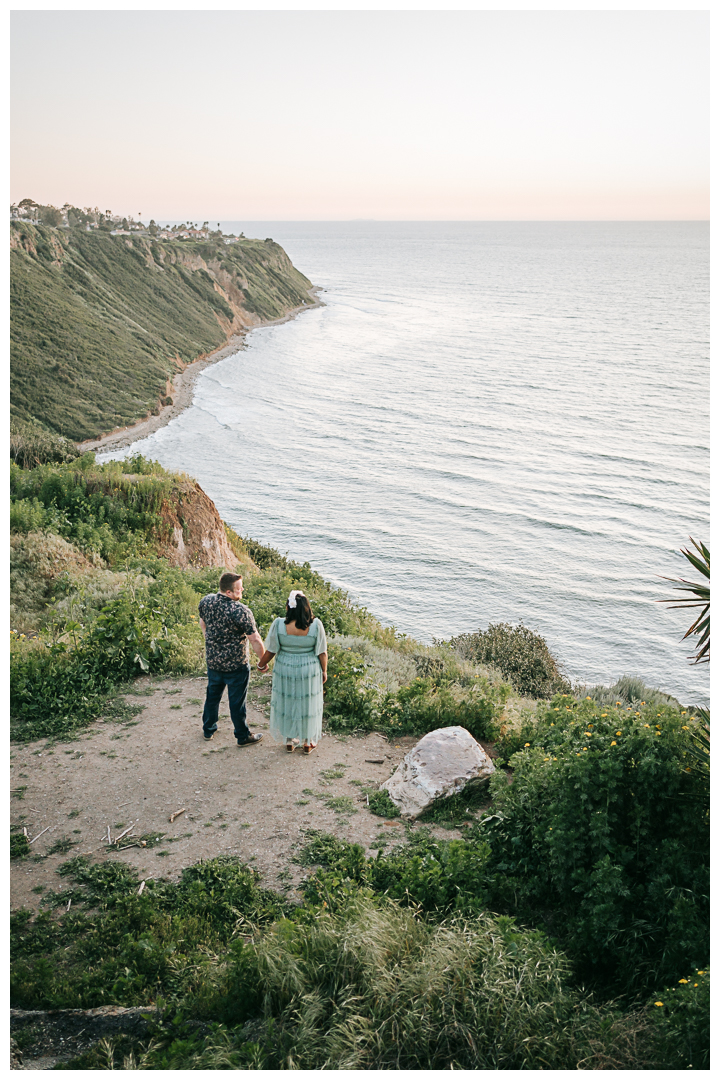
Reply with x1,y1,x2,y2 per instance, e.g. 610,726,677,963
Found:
265,617,327,746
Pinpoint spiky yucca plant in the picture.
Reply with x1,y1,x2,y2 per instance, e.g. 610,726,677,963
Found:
660,538,709,664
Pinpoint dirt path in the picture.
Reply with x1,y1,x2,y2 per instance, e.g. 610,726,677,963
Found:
10,672,462,914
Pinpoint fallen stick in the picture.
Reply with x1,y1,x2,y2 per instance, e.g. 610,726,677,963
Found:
114,824,136,844
66,899,72,912
365,758,385,764
169,808,186,823
137,881,146,896
28,825,52,845
106,825,111,845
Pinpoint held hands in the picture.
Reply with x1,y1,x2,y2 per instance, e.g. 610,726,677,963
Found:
257,663,268,672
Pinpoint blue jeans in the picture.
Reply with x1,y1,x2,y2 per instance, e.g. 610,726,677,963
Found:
202,666,251,741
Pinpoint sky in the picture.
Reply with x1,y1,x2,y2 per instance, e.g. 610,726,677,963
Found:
10,8,709,221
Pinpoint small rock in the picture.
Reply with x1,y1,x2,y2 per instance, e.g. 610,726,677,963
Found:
380,726,495,819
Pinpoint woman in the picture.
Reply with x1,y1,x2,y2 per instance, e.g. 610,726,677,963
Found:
257,590,327,754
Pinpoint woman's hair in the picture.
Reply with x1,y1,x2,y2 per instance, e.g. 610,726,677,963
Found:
286,594,314,630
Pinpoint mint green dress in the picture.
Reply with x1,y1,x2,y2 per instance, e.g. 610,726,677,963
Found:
265,618,327,746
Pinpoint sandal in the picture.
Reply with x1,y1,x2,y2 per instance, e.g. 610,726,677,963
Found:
303,743,317,755
286,740,298,753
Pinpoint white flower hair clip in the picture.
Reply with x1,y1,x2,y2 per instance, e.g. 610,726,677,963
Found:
287,590,305,609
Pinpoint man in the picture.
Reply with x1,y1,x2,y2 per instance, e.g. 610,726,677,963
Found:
198,572,265,746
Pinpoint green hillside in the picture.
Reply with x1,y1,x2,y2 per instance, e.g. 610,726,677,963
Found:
10,223,314,441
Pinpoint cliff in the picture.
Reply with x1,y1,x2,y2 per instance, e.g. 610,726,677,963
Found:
156,477,245,570
10,223,315,441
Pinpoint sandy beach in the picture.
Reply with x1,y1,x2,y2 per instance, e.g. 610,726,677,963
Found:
77,290,323,455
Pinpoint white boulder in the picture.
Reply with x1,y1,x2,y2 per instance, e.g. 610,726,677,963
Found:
380,726,495,819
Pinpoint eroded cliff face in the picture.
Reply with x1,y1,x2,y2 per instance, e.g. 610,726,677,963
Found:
156,479,245,570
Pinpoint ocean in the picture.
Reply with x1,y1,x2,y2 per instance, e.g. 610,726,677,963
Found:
101,221,709,705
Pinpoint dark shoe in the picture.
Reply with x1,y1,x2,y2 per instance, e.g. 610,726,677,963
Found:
236,733,263,746
203,732,214,741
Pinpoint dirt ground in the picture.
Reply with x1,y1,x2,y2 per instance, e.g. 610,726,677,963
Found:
10,672,467,914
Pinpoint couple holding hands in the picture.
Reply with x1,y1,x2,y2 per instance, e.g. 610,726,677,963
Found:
198,573,327,755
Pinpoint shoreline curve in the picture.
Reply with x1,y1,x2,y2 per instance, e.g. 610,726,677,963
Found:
77,288,324,455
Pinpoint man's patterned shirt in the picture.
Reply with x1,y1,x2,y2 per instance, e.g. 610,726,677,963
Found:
198,593,258,671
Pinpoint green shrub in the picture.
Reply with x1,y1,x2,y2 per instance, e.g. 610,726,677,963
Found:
367,789,400,818
476,696,709,997
581,674,682,710
377,675,506,741
449,622,571,698
11,831,30,859
10,856,287,1011
10,417,80,469
323,641,509,739
10,565,203,741
296,829,490,917
648,967,709,1070
10,457,174,562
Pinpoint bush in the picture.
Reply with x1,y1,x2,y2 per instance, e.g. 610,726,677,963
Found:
648,967,709,1070
10,418,80,469
323,640,510,739
476,696,710,997
449,622,571,698
581,675,682,711
10,457,174,562
10,856,287,1012
10,565,204,741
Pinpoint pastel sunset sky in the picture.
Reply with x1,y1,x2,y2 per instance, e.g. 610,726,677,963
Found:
11,8,709,221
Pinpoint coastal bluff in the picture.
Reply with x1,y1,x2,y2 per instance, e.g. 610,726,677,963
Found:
10,222,316,442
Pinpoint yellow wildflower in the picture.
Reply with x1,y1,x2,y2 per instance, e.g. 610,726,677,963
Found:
586,696,592,700
544,757,549,761
524,742,530,747
584,732,592,737
681,711,686,715
610,741,617,746
682,725,689,730
654,1002,663,1007
679,979,688,984
601,713,607,717
694,983,698,987
616,731,622,735
641,701,645,705
697,971,705,975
